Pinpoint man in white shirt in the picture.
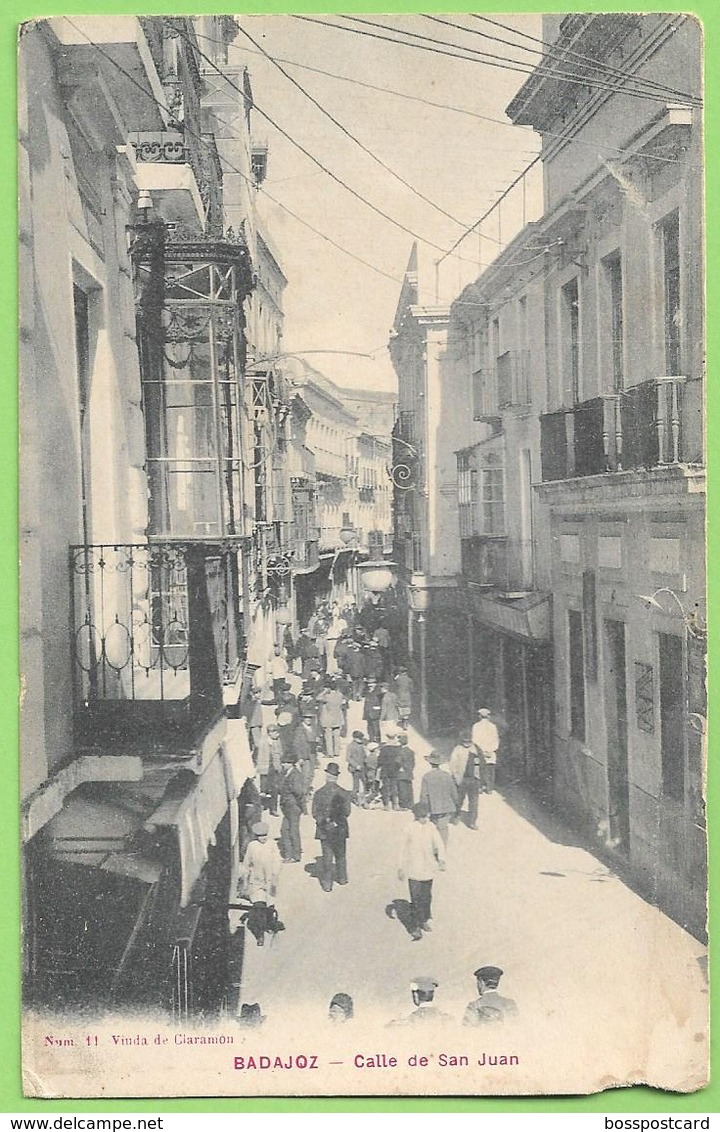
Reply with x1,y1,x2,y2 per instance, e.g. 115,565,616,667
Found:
240,821,283,946
471,708,500,793
398,802,446,941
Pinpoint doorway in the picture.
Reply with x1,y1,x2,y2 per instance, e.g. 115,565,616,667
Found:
604,619,630,851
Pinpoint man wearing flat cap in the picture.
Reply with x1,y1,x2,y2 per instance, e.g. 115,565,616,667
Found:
463,966,518,1025
312,762,352,892
388,976,452,1026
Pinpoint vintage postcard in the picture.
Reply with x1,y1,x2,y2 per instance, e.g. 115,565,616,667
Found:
19,12,707,1099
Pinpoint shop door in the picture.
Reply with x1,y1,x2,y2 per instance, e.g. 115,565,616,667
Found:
604,619,630,851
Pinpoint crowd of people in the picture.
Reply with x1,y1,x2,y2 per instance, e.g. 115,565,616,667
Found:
235,594,505,998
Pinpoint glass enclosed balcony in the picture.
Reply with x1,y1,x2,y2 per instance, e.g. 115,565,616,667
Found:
132,227,253,539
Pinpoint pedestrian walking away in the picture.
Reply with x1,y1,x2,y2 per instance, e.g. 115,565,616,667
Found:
346,729,369,804
238,821,284,947
472,708,500,793
379,682,400,741
312,762,352,892
237,775,263,860
396,733,416,810
255,723,284,815
247,688,265,755
394,666,413,730
293,713,319,800
362,677,383,744
268,644,289,701
377,729,401,810
419,751,459,845
317,677,346,760
345,636,365,700
449,729,484,829
278,753,306,863
363,742,381,807
463,966,518,1025
325,606,348,675
398,802,446,940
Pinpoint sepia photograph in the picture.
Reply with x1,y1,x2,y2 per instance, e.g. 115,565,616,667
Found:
18,11,707,1099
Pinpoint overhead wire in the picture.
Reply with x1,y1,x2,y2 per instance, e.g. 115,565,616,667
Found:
427,13,699,105
471,13,699,104
343,13,701,106
234,20,473,231
192,24,700,173
61,17,407,288
172,19,497,265
294,14,701,108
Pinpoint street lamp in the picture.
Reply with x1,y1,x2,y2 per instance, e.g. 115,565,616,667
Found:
637,587,707,736
638,587,707,639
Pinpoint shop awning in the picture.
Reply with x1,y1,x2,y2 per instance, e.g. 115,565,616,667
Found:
467,586,552,641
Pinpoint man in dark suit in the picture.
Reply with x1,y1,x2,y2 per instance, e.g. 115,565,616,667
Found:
278,753,305,863
293,712,318,801
311,762,351,892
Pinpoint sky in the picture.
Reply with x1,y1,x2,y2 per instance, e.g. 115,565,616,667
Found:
223,14,545,391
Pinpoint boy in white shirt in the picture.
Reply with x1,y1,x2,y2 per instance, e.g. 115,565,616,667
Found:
398,802,446,941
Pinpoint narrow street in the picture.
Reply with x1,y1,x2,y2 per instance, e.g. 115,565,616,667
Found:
238,699,708,1094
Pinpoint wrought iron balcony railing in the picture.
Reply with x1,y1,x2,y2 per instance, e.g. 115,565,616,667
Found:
540,376,696,482
70,542,242,749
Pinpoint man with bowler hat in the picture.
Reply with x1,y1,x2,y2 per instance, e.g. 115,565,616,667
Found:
312,762,352,892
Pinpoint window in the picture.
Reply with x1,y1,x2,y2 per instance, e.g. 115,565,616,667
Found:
472,368,485,420
142,257,245,538
481,457,505,534
660,211,681,375
457,452,478,538
73,281,99,545
568,609,586,739
562,277,581,403
517,295,531,403
604,253,624,392
659,632,685,800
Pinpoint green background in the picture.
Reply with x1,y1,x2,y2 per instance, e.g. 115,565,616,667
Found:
2,0,715,1115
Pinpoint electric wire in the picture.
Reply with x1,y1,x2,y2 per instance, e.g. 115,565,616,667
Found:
294,14,700,108
426,13,699,105
61,18,406,288
234,20,473,230
171,20,495,265
343,13,701,106
193,27,698,170
471,13,698,104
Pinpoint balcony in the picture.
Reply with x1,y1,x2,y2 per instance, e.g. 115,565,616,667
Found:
70,542,242,754
497,350,531,409
52,17,167,135
540,377,699,482
291,534,320,572
461,535,509,589
131,130,223,233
